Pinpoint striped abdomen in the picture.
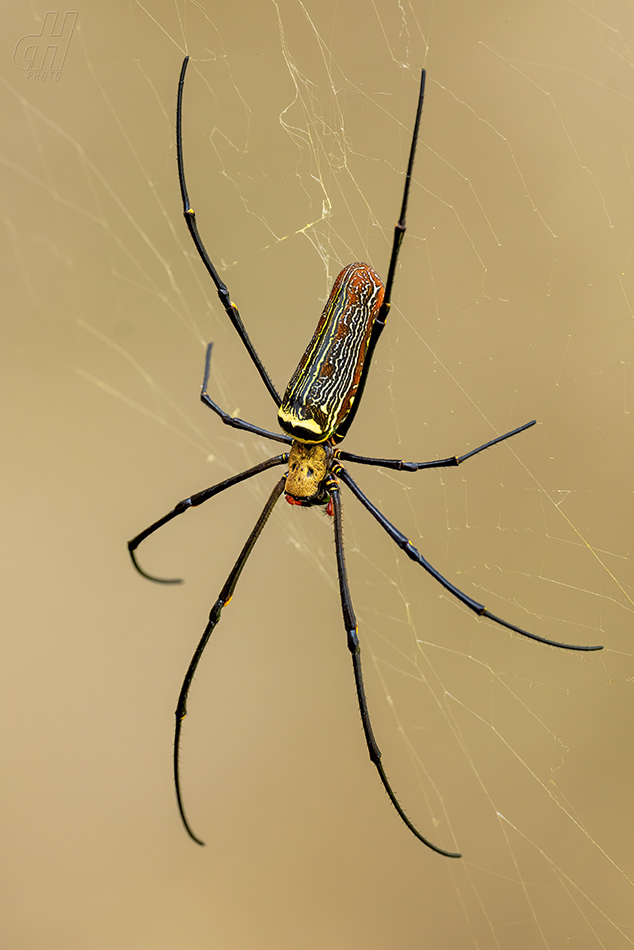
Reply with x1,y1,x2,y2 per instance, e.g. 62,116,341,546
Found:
278,262,385,443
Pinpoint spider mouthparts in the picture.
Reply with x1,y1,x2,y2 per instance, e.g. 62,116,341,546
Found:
285,494,304,507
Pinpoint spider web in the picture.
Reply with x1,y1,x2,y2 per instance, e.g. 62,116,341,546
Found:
2,1,634,948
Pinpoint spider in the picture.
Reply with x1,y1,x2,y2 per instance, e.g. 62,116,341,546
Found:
129,56,603,858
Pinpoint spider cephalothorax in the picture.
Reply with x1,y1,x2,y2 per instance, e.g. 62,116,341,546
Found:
284,441,332,507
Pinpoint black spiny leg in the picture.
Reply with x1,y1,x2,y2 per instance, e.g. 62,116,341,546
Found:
128,454,289,583
174,476,286,845
330,479,461,858
339,420,537,470
336,466,603,652
380,68,427,323
177,57,281,406
334,68,426,444
199,344,291,446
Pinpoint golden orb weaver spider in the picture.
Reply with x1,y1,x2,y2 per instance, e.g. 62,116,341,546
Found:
128,56,603,858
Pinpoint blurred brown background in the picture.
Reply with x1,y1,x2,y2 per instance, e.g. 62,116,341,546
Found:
2,1,633,947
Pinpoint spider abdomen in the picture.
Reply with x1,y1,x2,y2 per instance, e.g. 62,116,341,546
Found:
278,262,384,444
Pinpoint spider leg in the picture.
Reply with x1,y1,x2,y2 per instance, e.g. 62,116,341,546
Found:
128,454,288,583
380,68,426,321
174,476,286,845
336,466,603,652
200,343,291,446
330,480,461,858
334,69,426,444
177,56,281,407
338,420,536,470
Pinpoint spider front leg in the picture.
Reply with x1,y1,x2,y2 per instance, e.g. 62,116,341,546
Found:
329,478,461,858
128,454,288,583
174,476,286,845
337,466,603,652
